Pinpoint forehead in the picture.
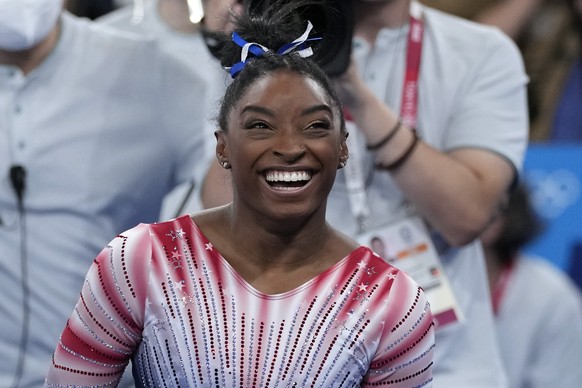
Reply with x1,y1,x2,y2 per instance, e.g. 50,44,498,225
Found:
236,70,334,112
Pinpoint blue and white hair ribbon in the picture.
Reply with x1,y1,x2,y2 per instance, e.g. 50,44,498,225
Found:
229,32,269,77
228,20,322,78
276,20,320,57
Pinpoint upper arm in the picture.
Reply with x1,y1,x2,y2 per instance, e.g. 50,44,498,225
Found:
363,272,435,386
45,225,151,385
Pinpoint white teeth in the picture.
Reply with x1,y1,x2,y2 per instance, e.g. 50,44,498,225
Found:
265,170,312,182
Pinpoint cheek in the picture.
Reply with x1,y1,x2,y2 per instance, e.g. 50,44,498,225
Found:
228,141,267,166
313,141,343,161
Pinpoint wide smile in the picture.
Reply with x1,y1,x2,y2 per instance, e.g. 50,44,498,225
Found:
263,169,313,191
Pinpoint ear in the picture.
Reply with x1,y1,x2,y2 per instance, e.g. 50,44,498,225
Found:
215,130,232,169
215,130,228,161
338,132,349,169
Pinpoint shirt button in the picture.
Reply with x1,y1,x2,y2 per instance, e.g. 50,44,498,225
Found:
18,141,26,149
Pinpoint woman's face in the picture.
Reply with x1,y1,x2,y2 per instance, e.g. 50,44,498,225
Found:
217,70,347,222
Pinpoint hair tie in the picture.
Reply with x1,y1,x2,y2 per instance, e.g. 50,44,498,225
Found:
227,21,322,78
228,32,269,77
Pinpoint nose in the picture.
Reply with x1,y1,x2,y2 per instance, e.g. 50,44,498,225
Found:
272,129,306,163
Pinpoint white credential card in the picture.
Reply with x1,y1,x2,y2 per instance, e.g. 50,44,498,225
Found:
358,216,463,328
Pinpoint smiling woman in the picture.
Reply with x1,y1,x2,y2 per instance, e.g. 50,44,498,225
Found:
216,71,344,225
44,1,435,386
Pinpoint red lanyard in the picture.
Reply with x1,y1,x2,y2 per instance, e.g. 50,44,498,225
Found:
400,2,424,129
342,3,425,231
491,262,515,315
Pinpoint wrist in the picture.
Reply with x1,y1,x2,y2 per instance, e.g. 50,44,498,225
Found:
375,129,420,171
366,119,402,151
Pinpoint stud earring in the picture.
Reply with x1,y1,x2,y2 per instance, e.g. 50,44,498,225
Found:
221,161,231,169
338,160,347,169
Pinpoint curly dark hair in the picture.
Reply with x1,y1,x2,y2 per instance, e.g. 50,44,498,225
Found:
492,183,545,265
214,0,345,134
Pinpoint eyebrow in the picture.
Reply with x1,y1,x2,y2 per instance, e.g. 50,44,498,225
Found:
301,104,333,116
241,104,333,117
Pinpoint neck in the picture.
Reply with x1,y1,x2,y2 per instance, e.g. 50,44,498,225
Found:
224,203,332,269
204,204,349,295
355,0,412,43
0,23,60,76
158,0,199,34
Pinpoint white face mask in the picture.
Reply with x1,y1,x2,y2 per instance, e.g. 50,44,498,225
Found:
0,0,63,51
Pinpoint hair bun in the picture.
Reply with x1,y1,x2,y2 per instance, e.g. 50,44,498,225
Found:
237,0,355,76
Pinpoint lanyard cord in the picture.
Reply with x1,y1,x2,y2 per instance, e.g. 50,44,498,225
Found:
345,1,424,233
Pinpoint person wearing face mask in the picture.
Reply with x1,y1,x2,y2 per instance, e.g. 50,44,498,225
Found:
0,0,210,386
98,0,243,220
202,0,529,386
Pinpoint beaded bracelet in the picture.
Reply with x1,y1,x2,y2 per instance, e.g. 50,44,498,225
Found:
366,119,402,151
375,129,419,171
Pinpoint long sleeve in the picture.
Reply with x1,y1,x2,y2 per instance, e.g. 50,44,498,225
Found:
45,224,152,386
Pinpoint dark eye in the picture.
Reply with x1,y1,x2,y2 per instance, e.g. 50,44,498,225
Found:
303,120,332,137
243,120,274,139
245,121,269,130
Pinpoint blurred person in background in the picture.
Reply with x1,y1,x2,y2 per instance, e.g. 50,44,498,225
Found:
0,0,209,386
481,183,582,388
202,0,529,386
99,0,242,219
420,0,582,141
420,0,542,40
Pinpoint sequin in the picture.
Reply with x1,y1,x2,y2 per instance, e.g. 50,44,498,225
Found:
45,216,434,387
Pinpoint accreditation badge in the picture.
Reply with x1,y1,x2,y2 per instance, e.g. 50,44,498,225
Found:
357,216,463,328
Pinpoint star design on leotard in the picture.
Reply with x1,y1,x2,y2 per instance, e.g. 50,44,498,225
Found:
334,318,350,333
357,283,368,292
153,319,167,331
173,280,185,292
353,291,365,301
169,250,183,270
166,229,185,241
205,242,213,251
